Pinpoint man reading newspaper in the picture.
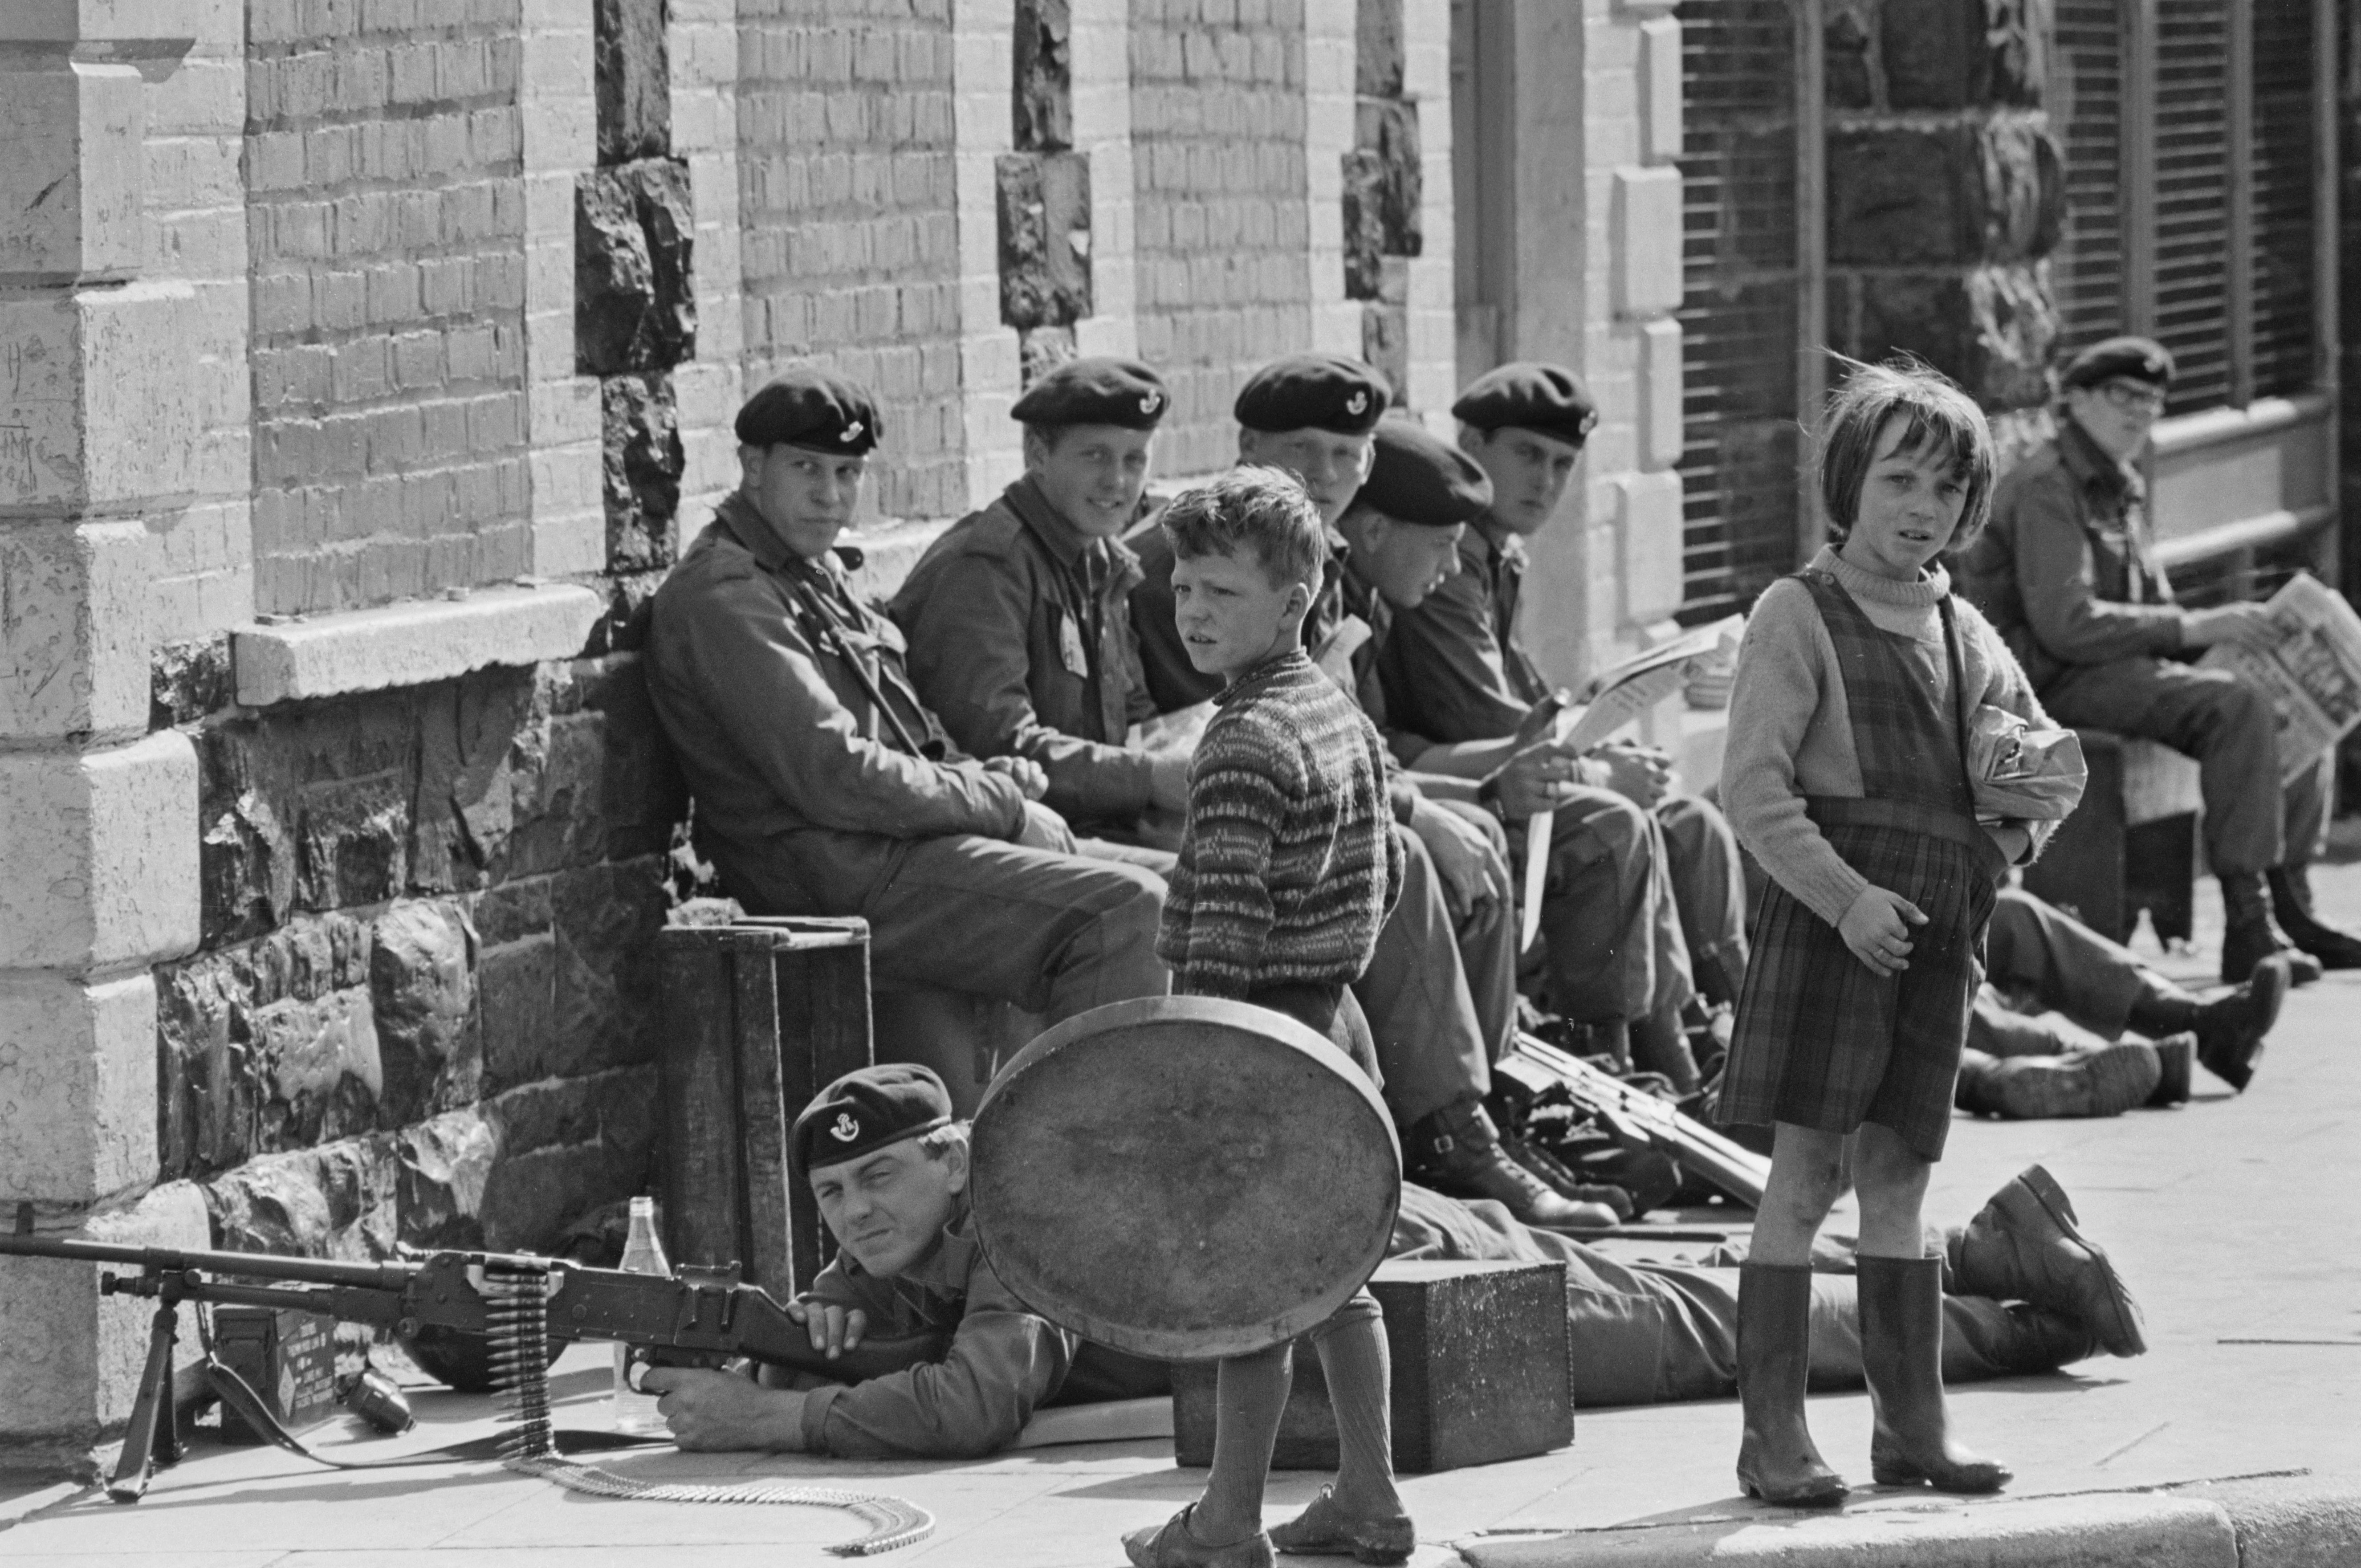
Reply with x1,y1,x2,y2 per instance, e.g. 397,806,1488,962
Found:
1959,335,2361,982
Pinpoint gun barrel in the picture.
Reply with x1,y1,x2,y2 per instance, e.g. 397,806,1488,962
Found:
0,1233,414,1290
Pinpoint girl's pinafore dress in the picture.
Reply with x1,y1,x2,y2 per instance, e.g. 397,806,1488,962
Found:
1715,568,2006,1161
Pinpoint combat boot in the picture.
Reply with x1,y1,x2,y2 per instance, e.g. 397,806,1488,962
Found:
1408,1102,1618,1229
2143,1033,2194,1107
1734,1263,1848,1507
1943,1299,2104,1377
2196,955,2286,1091
2268,866,2361,969
1953,1041,2159,1119
1858,1256,2010,1493
1943,1164,2144,1357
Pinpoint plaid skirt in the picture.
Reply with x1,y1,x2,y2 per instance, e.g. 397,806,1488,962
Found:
1716,807,1999,1161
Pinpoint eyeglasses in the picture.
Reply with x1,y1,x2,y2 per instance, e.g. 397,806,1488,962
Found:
2097,380,2168,415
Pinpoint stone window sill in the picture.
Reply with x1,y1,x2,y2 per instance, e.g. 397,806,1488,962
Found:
232,582,607,707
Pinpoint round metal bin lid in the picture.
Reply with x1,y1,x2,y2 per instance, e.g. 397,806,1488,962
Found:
969,996,1402,1361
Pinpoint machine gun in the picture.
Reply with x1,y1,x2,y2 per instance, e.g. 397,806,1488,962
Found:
0,1232,945,1504
1497,1030,1771,1208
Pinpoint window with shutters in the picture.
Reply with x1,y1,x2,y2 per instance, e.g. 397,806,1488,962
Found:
1675,0,1803,625
2049,0,2323,415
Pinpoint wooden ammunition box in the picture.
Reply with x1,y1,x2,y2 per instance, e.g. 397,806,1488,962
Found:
1172,1258,1572,1473
655,917,874,1299
212,1306,340,1444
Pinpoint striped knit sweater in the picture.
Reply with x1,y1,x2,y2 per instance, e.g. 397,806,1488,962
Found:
1157,650,1406,998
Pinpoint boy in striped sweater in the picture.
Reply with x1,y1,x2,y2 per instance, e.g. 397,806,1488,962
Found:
1123,468,1412,1568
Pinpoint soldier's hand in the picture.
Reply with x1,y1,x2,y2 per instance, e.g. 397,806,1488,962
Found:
983,755,1050,800
784,1299,868,1357
1490,741,1593,819
1410,798,1510,912
640,1366,810,1452
2182,602,2281,654
1590,741,1673,810
1016,800,1078,854
1148,750,1192,812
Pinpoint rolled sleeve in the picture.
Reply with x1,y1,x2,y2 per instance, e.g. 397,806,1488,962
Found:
685,571,1027,841
800,1307,1074,1459
2011,473,2188,668
901,552,1156,821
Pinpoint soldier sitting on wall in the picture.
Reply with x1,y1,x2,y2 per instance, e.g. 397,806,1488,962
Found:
887,357,1189,855
637,1066,2145,1458
644,370,1170,1025
1957,335,2361,984
1377,362,1751,1091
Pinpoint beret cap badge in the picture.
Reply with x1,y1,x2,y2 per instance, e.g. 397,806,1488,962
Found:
830,1112,862,1142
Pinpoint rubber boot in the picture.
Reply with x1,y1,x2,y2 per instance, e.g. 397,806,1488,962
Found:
1857,1256,2011,1493
1734,1263,1848,1507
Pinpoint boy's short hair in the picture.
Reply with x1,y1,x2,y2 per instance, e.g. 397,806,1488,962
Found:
1160,466,1328,590
1817,356,1998,549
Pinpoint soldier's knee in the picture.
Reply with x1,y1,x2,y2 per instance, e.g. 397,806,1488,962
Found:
1562,794,1652,865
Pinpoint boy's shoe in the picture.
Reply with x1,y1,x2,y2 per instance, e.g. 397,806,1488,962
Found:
1122,1504,1274,1568
1268,1487,1416,1565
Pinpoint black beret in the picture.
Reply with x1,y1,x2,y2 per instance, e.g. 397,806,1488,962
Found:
1011,356,1170,430
791,1063,953,1180
1451,362,1600,446
1357,418,1493,528
1233,354,1391,435
735,370,882,454
2060,336,2175,391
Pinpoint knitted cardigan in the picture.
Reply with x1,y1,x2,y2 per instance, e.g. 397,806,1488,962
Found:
1722,546,2059,928
1157,650,1405,998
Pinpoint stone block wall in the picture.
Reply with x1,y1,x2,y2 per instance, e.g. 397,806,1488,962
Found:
245,0,534,612
3,0,1706,1475
1820,0,2063,440
157,656,680,1260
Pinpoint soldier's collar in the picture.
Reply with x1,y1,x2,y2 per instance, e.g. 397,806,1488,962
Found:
1471,513,1522,559
716,492,866,578
1001,476,1081,562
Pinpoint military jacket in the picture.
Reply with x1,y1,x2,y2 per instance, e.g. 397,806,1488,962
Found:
1954,417,2187,691
1378,516,1550,746
644,496,1026,888
888,476,1157,826
795,1197,1076,1458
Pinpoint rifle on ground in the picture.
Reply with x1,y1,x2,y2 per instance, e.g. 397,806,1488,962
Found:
1498,1031,1771,1208
0,1232,944,1503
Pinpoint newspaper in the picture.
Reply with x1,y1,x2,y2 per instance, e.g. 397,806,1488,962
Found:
2196,571,2361,784
1521,615,1746,947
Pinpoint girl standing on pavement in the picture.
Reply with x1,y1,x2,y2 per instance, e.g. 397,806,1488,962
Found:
1717,359,2067,1505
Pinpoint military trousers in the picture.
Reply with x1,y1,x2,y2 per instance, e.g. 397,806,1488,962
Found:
1970,887,2178,1058
1389,1185,2063,1409
1353,827,1502,1127
710,829,1170,1023
2041,656,2332,878
1526,790,1746,1025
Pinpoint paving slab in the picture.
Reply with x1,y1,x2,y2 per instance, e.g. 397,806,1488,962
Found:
2,864,2358,1568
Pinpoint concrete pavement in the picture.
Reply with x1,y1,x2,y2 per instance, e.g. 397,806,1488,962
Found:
4,862,2358,1568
